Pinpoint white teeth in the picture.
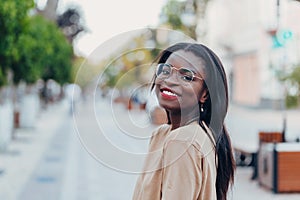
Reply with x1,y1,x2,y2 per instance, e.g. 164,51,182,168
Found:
162,90,177,96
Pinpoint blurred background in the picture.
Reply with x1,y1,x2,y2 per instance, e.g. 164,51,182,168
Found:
1,0,300,199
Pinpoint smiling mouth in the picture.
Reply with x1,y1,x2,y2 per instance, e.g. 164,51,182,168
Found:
162,90,177,96
160,88,178,99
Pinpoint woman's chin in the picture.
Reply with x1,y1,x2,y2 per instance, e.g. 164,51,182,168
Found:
158,102,180,112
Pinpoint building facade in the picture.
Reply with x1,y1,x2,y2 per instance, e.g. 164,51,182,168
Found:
203,0,300,108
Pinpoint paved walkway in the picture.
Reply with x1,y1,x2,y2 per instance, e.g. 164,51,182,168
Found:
0,102,69,200
0,98,299,200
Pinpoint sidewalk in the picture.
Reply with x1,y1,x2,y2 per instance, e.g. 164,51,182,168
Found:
0,101,68,200
231,167,300,200
0,99,299,199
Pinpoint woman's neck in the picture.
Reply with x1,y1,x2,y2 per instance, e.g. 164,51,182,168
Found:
169,109,200,130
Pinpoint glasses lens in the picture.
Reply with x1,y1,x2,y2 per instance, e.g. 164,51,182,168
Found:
178,68,194,82
156,64,171,77
156,64,196,83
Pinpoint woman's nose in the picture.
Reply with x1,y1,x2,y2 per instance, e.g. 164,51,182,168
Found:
164,71,180,84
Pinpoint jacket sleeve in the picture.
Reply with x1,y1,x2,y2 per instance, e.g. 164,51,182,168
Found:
161,140,202,200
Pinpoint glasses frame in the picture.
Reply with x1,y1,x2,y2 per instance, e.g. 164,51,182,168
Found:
156,63,203,83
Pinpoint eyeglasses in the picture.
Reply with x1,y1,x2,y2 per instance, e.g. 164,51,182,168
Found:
155,63,203,83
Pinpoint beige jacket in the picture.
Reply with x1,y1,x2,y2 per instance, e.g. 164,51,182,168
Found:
133,121,217,200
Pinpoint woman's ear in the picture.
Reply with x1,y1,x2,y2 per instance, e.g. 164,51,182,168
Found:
199,89,209,104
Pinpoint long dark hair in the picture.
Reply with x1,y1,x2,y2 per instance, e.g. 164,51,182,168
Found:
151,42,235,200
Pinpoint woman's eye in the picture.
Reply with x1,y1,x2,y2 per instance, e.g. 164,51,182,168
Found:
182,75,193,81
162,70,170,75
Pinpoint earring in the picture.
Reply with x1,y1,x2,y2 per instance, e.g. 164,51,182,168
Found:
200,104,204,112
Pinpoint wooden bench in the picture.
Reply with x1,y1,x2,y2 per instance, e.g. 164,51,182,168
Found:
234,131,284,179
259,131,284,144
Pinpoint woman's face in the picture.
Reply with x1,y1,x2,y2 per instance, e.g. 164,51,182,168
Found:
155,50,207,114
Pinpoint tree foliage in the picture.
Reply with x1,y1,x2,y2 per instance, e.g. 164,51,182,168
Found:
160,0,191,37
102,36,154,90
11,15,73,84
0,0,34,86
72,56,104,89
0,0,73,86
282,65,300,107
159,0,211,40
161,0,185,30
287,66,300,87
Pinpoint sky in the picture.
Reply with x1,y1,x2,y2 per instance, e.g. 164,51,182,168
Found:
56,0,167,58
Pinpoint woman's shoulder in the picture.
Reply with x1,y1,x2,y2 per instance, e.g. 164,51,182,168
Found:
152,123,171,136
166,122,215,157
149,124,171,143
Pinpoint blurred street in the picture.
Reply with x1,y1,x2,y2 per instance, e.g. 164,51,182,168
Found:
0,97,299,200
2,1,300,199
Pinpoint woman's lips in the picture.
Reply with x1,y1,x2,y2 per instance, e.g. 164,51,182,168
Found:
160,88,178,100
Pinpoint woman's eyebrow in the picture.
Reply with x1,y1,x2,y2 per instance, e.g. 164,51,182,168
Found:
189,69,197,74
183,66,198,75
167,60,199,74
176,63,198,75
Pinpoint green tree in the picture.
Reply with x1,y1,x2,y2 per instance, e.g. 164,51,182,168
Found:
160,0,210,40
40,24,73,85
282,65,300,107
102,37,154,90
11,15,73,85
72,56,107,89
0,0,34,86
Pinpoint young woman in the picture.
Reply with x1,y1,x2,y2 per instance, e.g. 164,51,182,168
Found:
133,43,235,200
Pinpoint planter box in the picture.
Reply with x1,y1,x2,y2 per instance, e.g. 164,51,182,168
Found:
258,143,300,193
0,102,14,151
19,94,39,128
